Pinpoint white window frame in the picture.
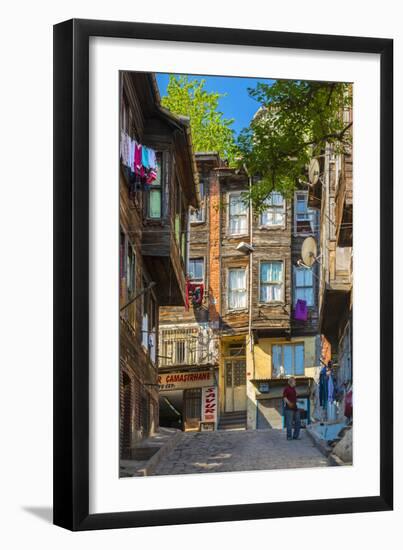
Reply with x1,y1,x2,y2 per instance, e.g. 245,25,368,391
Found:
293,265,314,306
294,190,316,235
272,342,305,377
188,257,205,282
259,260,285,304
227,192,248,236
189,205,205,223
147,151,164,219
227,267,248,311
259,191,286,228
190,180,206,223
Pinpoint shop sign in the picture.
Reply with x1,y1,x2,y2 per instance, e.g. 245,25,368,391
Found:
202,386,217,423
158,371,214,391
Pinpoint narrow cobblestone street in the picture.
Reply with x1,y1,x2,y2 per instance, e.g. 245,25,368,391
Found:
152,429,329,476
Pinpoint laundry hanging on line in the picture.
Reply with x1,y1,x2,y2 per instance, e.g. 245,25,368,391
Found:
294,299,308,321
120,131,159,188
185,280,204,310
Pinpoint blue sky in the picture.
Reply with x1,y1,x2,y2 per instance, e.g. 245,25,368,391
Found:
156,73,274,137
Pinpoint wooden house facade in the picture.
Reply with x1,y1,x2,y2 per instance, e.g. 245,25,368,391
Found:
214,169,320,430
158,157,322,432
119,71,198,460
308,103,353,390
158,153,222,431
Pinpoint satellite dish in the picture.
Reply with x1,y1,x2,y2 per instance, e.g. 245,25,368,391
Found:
301,237,318,267
308,158,320,185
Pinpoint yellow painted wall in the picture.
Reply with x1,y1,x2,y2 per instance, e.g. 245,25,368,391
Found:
252,335,318,379
218,334,318,421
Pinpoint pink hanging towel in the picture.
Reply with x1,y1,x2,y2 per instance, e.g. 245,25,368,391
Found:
294,299,308,321
134,142,142,176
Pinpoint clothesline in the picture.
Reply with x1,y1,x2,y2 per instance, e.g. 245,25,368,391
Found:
120,131,158,186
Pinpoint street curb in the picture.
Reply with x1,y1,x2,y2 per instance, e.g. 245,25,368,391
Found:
328,452,347,466
140,430,184,476
305,427,332,455
305,428,348,467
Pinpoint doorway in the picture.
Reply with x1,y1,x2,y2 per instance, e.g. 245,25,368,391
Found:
225,359,246,412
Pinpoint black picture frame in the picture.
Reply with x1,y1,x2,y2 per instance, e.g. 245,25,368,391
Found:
53,18,393,531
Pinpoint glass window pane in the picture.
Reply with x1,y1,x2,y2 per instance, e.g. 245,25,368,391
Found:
229,289,246,309
260,262,269,283
272,345,282,376
260,284,268,302
229,269,246,308
295,344,304,374
230,195,247,215
295,267,305,286
272,284,282,301
229,269,245,290
230,215,247,234
189,259,204,280
295,288,304,302
239,214,247,232
230,195,240,214
264,210,274,225
149,189,161,218
305,269,313,286
272,192,284,206
273,210,284,225
305,288,314,305
271,262,283,282
284,345,293,375
295,287,314,305
296,193,307,214
150,153,162,186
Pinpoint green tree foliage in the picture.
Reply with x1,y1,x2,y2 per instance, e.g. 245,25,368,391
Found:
161,75,238,163
237,80,352,211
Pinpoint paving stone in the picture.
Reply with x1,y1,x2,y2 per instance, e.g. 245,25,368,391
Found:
151,429,331,476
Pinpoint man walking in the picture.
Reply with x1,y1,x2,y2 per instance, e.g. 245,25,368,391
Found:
283,377,301,440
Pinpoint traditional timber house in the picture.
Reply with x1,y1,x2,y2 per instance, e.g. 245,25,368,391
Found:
213,167,320,430
308,105,353,393
158,153,222,431
158,153,322,432
119,71,199,459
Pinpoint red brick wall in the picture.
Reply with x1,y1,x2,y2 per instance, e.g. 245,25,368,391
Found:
208,173,221,324
321,334,332,365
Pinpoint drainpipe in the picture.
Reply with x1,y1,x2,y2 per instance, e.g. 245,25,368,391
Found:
244,165,256,430
186,206,191,277
243,165,254,360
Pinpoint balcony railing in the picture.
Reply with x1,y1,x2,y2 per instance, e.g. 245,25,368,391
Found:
159,326,217,367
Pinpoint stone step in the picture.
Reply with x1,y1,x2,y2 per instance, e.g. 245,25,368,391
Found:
218,424,246,431
218,412,247,430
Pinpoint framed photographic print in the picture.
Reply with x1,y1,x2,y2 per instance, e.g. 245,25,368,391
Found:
53,18,393,530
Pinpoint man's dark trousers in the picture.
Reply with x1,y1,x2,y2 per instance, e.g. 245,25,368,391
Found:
284,408,301,439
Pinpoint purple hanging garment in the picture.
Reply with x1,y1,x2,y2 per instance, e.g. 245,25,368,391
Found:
294,299,308,321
